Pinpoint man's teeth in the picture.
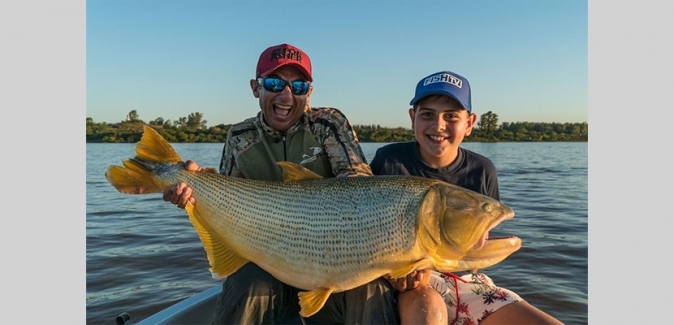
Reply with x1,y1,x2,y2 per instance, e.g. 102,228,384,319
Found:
274,105,291,117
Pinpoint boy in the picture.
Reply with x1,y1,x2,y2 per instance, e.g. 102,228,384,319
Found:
371,71,562,325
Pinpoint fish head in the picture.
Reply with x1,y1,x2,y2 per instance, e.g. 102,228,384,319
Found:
417,183,521,271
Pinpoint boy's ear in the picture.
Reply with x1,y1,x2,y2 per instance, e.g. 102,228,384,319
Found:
408,108,416,128
465,113,477,136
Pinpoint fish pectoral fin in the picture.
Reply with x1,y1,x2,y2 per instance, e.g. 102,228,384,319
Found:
388,259,432,279
277,161,323,181
298,288,333,318
185,201,249,279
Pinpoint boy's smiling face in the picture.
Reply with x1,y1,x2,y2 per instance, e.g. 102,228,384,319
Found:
409,95,477,168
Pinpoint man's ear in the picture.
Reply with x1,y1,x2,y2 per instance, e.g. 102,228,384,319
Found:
250,79,260,98
304,86,314,108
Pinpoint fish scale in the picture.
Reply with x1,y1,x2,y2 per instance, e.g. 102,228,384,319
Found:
151,170,448,289
105,125,522,317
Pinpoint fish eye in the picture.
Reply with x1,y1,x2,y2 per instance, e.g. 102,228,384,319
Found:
482,203,493,213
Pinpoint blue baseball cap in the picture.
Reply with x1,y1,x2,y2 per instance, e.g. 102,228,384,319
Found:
409,71,472,113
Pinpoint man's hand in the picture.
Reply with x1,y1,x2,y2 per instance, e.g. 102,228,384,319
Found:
162,160,202,209
382,269,429,292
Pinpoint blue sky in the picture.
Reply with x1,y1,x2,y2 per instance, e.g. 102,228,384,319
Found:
86,0,588,128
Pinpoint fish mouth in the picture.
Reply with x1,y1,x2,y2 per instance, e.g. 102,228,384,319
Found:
472,208,515,250
463,236,521,261
464,204,519,259
435,208,518,262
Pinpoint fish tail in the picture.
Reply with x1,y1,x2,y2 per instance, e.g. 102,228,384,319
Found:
105,125,182,194
105,159,163,194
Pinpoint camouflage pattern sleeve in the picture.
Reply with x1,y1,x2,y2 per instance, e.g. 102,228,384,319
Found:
218,126,245,178
312,107,373,178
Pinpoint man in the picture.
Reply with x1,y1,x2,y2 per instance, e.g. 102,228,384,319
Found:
164,43,398,325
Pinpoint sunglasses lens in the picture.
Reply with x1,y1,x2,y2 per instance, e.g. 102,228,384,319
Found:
261,78,309,95
290,81,309,95
264,78,287,92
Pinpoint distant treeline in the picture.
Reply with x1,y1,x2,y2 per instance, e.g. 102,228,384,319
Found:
86,110,588,143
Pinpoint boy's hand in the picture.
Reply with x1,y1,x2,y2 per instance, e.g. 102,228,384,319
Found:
162,160,203,209
382,270,429,292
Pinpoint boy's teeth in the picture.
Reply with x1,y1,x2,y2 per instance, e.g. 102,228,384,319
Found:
429,135,444,141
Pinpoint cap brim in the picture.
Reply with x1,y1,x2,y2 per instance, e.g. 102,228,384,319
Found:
409,90,470,112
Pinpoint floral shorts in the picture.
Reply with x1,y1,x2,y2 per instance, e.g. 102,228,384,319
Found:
426,271,523,325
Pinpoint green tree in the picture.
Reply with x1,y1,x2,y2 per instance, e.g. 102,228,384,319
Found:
85,110,588,143
478,111,499,139
151,117,164,126
187,112,207,130
127,110,139,122
176,117,187,128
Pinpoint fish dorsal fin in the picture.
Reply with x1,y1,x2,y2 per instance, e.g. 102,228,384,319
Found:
298,288,334,317
277,161,323,181
135,125,182,163
185,201,249,278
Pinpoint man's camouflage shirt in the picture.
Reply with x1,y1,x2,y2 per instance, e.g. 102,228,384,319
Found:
218,107,373,181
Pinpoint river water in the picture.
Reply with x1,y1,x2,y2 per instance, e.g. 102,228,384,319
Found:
86,141,587,324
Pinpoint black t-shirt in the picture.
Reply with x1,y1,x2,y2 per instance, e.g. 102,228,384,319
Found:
370,141,500,200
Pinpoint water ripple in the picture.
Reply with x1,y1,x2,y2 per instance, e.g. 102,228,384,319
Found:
87,142,587,324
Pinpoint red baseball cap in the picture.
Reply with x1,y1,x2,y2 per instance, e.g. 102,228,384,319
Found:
256,43,313,82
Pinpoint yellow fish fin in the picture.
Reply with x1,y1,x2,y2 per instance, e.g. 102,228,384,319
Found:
298,288,334,318
135,125,183,164
105,160,162,194
185,201,249,278
277,161,323,181
388,259,432,278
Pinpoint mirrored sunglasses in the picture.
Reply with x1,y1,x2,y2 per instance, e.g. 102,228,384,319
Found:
258,77,310,95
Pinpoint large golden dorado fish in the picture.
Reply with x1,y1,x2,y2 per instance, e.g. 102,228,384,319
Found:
105,125,522,318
